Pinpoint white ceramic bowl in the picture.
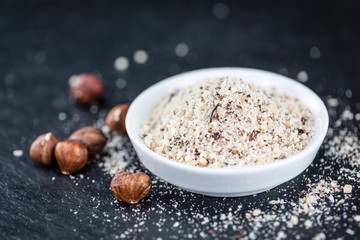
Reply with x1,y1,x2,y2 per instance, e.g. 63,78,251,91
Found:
126,67,328,197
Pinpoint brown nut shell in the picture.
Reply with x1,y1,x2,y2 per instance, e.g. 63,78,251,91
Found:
55,141,88,175
110,172,152,204
30,132,61,165
69,73,105,105
106,103,130,134
68,126,108,156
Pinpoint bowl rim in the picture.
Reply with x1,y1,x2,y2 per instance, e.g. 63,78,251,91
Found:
126,67,329,176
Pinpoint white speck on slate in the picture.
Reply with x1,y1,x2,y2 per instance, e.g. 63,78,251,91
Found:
304,219,312,228
133,50,148,64
213,3,230,19
345,89,352,98
13,150,23,157
72,113,80,122
114,56,129,71
327,97,339,107
297,71,308,82
68,75,78,87
175,43,189,57
58,112,67,121
115,78,127,89
310,46,321,59
279,68,288,75
90,105,98,114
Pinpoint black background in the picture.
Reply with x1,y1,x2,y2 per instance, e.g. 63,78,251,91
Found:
0,0,359,239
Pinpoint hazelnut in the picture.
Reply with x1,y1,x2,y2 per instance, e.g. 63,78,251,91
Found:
68,126,108,156
30,132,61,165
110,172,152,204
55,141,88,175
69,73,105,104
106,103,130,134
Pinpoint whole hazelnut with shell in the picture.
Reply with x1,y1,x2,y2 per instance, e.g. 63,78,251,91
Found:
69,73,105,105
55,141,88,175
30,132,61,165
68,126,108,156
110,172,152,204
106,103,130,134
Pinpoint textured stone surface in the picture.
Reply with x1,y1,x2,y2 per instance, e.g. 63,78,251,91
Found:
0,0,359,239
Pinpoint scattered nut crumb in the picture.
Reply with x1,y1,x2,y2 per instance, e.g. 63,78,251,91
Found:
13,149,23,157
327,98,339,107
175,43,189,57
133,49,148,64
114,56,129,71
346,229,354,235
343,184,352,194
252,209,261,217
304,220,312,228
297,71,308,82
290,216,298,225
306,196,314,204
58,112,67,121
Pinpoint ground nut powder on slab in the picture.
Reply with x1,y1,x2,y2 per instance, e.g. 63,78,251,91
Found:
140,77,314,168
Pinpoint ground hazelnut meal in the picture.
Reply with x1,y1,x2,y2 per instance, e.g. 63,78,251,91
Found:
141,77,315,168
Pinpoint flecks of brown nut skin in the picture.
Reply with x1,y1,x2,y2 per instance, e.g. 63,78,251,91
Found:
30,133,60,165
106,103,130,134
111,172,152,204
68,126,108,156
70,73,105,105
55,141,88,175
